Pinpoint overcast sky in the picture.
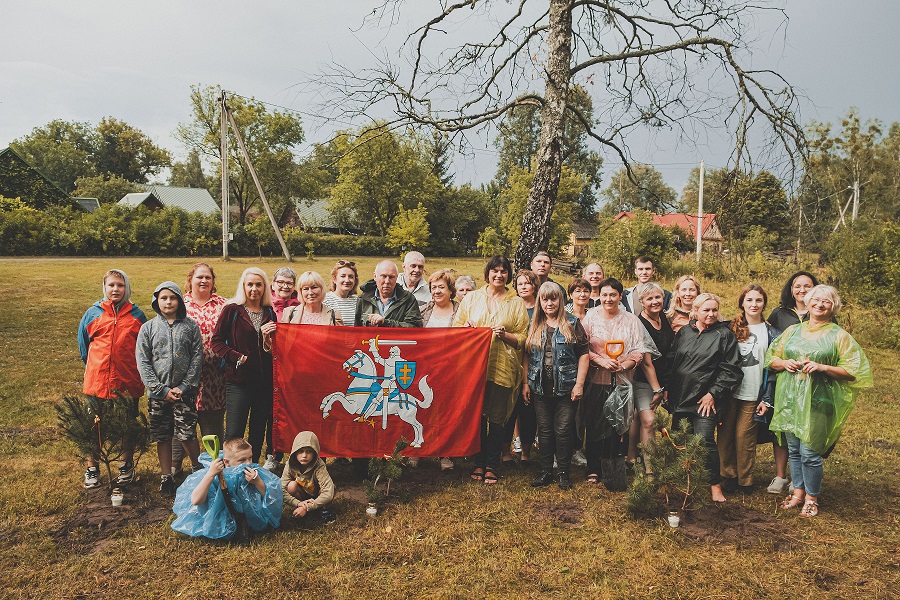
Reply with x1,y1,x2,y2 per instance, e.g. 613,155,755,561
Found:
2,1,898,193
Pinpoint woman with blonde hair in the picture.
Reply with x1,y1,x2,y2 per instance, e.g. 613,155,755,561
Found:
211,267,278,463
667,275,701,332
323,260,360,326
667,292,742,502
523,282,590,490
280,271,343,326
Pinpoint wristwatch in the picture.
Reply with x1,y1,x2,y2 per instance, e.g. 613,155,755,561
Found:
653,387,665,394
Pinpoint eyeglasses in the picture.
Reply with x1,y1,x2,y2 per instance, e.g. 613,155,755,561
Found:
336,260,356,267
273,280,295,287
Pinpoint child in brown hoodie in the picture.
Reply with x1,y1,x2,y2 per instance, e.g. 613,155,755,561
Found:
281,431,336,523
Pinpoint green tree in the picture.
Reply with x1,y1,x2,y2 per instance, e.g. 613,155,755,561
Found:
493,86,603,220
73,174,139,205
327,1,804,273
93,117,170,182
716,170,791,245
175,85,306,225
169,149,210,188
799,110,900,248
499,163,584,256
601,164,678,215
10,119,97,192
328,124,441,236
425,183,493,255
678,166,730,214
592,209,676,277
387,203,431,252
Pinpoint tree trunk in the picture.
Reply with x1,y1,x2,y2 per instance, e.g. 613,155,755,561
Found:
513,0,571,270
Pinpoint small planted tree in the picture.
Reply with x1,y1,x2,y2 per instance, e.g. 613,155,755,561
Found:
627,408,707,518
56,395,150,491
363,438,409,501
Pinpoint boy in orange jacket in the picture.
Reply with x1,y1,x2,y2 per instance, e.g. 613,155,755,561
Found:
77,269,146,488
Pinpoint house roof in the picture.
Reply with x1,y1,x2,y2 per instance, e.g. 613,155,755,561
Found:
74,197,100,213
119,185,219,215
294,198,338,229
572,221,599,239
0,146,73,209
614,211,719,239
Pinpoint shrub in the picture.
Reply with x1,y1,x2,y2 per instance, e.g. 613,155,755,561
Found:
825,219,900,307
592,209,676,278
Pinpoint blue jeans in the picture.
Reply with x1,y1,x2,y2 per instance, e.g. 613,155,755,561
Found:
673,413,722,485
785,432,823,497
533,393,577,473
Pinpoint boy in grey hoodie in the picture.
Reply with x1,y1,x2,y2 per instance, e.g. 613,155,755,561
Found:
136,281,204,496
281,431,336,523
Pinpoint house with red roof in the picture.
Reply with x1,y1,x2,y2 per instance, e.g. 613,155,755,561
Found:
613,211,724,252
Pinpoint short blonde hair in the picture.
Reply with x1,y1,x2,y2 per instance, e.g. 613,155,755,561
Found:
690,292,722,320
223,438,251,457
635,282,664,303
805,285,842,313
297,270,326,291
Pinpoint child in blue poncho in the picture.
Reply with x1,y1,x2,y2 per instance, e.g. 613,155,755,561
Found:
171,438,282,540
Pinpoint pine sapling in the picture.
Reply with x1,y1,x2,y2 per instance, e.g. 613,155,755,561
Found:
56,395,150,490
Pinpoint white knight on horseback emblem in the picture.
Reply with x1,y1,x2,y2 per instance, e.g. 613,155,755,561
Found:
319,335,434,447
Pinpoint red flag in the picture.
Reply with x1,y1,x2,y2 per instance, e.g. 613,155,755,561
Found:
272,325,493,458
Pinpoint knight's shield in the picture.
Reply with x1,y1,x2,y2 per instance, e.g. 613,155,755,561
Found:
395,361,417,390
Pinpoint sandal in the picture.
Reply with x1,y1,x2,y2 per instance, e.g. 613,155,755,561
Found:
483,469,498,485
470,467,484,482
586,473,600,484
781,494,804,510
800,500,819,518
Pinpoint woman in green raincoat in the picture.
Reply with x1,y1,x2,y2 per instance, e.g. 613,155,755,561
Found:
765,285,872,517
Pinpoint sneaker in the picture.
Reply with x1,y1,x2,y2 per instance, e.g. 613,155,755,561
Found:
572,450,587,467
114,462,135,485
531,471,553,487
767,476,790,495
262,455,280,472
83,467,101,489
512,436,522,453
159,475,176,497
440,457,455,471
558,471,572,491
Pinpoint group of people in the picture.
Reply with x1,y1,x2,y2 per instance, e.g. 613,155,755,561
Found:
76,251,871,541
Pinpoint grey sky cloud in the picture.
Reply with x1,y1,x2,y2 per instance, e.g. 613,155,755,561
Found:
1,1,897,192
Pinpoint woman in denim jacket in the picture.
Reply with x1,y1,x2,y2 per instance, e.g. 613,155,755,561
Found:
522,282,590,490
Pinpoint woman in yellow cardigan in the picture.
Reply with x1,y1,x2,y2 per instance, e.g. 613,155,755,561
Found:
454,255,530,485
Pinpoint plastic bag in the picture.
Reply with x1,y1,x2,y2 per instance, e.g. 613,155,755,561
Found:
171,451,283,540
602,373,634,436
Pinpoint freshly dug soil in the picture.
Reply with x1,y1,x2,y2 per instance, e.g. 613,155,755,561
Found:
678,502,796,550
52,475,170,552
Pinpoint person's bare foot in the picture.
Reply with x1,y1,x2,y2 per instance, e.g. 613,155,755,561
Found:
711,484,726,502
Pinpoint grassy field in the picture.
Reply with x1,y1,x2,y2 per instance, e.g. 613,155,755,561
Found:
1,257,897,599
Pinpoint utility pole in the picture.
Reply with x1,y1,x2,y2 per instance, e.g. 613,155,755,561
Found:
696,160,704,261
225,105,292,262
219,90,230,260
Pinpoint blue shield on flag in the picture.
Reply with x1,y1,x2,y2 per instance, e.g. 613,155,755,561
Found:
395,361,417,390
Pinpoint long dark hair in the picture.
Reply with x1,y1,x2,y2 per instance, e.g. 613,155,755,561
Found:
730,284,767,342
779,271,818,309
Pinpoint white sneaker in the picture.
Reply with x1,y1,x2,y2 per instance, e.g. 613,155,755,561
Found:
440,458,454,471
83,467,100,489
767,476,790,495
512,436,522,453
572,450,587,466
262,455,280,472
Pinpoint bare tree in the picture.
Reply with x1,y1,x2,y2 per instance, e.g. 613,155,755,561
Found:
323,0,806,267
